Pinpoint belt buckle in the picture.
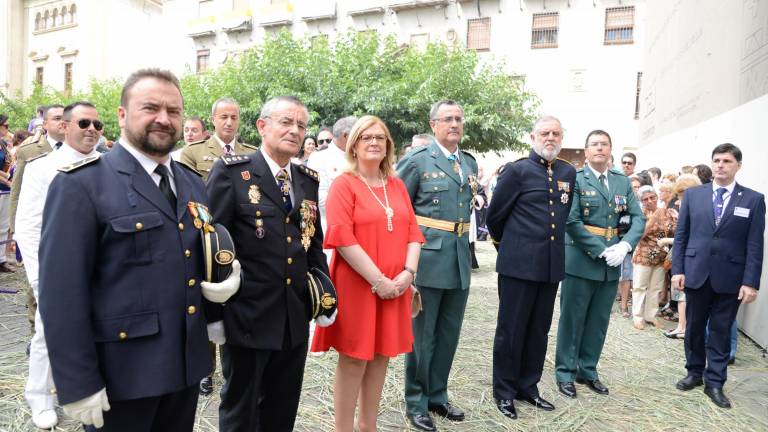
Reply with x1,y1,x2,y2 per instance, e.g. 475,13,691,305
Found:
456,222,464,237
605,227,615,241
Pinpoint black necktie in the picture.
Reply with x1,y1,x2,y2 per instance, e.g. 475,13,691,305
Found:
276,168,293,212
714,187,727,225
598,174,608,195
155,164,177,210
224,144,232,155
55,142,62,150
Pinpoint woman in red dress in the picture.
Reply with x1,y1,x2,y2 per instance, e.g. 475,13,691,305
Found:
311,115,424,432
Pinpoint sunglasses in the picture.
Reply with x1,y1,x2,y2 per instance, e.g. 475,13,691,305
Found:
318,138,332,144
621,160,634,165
72,119,104,131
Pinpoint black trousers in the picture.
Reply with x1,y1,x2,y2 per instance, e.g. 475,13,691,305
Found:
684,279,740,388
85,385,198,432
219,340,308,432
493,275,558,400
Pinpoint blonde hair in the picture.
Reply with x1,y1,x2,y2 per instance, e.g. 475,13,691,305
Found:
674,173,701,198
344,115,396,177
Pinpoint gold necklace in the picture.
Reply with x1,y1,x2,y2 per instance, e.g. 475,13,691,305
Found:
360,175,394,232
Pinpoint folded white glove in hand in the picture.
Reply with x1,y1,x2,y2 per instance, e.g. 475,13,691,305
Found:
63,387,110,428
207,321,226,345
201,259,241,303
603,241,632,267
315,309,338,328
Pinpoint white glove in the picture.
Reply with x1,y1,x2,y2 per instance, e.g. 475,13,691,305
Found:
201,259,241,303
604,241,632,267
207,321,226,345
63,387,110,428
315,309,338,328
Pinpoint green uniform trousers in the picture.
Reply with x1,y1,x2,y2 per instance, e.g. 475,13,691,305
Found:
405,285,469,414
555,275,617,382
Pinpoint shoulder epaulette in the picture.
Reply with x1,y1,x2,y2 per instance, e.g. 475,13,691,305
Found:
460,149,476,160
408,146,429,156
295,164,320,182
556,157,574,166
58,154,101,173
240,142,258,150
177,161,202,177
221,154,250,166
513,156,527,163
19,131,43,148
186,139,207,146
26,151,50,163
609,167,627,176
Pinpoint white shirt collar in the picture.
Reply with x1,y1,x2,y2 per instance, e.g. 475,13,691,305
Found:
121,139,174,180
587,163,609,179
712,180,735,195
434,140,460,160
260,147,291,180
214,134,236,149
46,134,61,150
60,142,99,159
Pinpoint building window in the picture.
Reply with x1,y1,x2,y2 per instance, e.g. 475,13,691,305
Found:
61,6,68,25
531,12,558,49
70,4,77,23
467,18,491,51
410,33,430,52
196,49,210,73
605,6,634,45
64,63,73,95
35,13,41,30
634,72,642,120
36,67,44,85
44,10,51,29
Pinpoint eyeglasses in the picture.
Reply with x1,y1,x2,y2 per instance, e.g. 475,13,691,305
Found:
360,134,386,143
622,160,634,165
432,116,464,124
71,119,104,131
318,138,333,145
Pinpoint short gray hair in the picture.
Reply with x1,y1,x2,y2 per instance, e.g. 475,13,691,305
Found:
638,185,656,197
332,116,358,139
211,97,240,117
532,115,562,133
259,96,307,119
429,100,463,120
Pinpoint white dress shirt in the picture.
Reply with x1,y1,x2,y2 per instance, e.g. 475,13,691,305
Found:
261,147,295,204
122,140,177,195
434,140,464,182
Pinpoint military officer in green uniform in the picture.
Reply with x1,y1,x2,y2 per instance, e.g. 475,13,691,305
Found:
555,129,645,398
10,104,66,333
179,97,256,182
397,100,478,432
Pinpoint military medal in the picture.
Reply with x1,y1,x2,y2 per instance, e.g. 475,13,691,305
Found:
255,218,265,238
299,199,318,251
432,173,438,179
614,195,627,213
547,164,554,177
561,192,569,204
187,202,208,231
241,171,251,181
557,181,570,205
248,185,261,204
468,174,479,197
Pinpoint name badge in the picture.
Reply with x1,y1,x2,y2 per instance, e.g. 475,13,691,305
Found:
734,207,750,218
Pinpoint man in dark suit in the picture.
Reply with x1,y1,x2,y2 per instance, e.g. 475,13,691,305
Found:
672,143,764,409
38,69,240,431
486,116,576,420
206,95,330,431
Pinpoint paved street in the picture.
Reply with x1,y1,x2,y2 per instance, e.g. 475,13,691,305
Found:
1,242,767,431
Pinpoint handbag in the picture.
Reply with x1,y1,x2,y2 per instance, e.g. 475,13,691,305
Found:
411,286,422,318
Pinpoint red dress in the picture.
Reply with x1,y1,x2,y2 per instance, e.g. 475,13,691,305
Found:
311,173,424,360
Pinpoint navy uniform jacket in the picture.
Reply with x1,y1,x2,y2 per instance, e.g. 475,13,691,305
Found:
206,150,328,350
672,183,765,294
38,143,211,405
486,151,576,283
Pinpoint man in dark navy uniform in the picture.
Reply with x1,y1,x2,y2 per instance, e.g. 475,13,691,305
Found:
486,116,576,420
206,96,330,432
38,69,240,431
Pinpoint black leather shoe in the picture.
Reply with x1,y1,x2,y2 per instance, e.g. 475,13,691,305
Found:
199,376,213,395
576,377,609,395
557,381,577,399
428,402,464,421
515,394,555,411
704,386,732,409
495,399,517,419
408,412,437,431
676,375,703,391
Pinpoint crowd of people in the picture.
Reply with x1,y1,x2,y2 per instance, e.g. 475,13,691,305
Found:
0,67,763,432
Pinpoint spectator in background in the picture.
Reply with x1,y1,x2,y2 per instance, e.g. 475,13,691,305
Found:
693,164,712,185
648,167,662,187
12,129,32,155
316,126,334,150
680,165,694,174
631,186,674,330
0,114,13,143
411,133,431,149
621,152,636,176
27,106,45,133
658,181,674,209
293,135,316,165
662,173,678,184
663,174,703,340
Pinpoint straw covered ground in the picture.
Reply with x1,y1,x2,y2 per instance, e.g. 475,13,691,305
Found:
1,241,766,431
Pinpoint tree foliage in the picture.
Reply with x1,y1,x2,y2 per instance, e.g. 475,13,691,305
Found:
1,30,537,153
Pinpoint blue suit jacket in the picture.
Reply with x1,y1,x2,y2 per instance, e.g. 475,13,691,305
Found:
672,183,765,294
39,143,211,404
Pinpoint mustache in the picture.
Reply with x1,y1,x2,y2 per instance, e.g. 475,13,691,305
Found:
147,124,176,134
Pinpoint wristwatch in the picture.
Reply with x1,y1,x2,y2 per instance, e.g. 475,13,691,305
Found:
404,266,417,279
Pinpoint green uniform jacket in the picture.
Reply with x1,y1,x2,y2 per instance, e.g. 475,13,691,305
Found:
10,131,52,233
564,166,645,281
396,142,478,290
179,136,257,182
